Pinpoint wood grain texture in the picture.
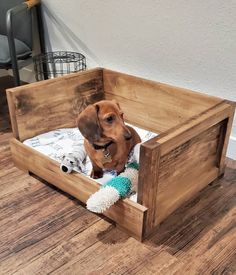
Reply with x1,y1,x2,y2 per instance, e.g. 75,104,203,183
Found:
144,160,236,274
138,140,161,237
139,122,224,237
10,138,147,241
6,68,104,141
103,69,223,133
0,85,236,274
155,122,223,226
218,104,235,175
155,101,233,155
137,101,234,237
6,68,235,242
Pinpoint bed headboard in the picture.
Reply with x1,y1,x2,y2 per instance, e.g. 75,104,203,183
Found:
7,68,104,141
103,69,223,133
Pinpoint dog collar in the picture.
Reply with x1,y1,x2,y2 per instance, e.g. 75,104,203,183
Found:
92,140,113,151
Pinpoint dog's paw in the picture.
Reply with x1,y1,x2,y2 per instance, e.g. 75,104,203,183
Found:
91,169,104,179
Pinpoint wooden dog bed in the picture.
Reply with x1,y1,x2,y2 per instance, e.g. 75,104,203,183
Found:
7,68,235,241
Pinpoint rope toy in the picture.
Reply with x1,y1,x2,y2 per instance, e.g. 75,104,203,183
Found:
86,162,139,213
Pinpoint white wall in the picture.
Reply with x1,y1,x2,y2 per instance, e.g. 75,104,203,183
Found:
41,0,236,158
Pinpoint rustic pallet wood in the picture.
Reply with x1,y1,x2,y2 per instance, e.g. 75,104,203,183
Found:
6,68,235,240
7,68,104,141
103,69,223,133
10,138,147,241
137,101,234,236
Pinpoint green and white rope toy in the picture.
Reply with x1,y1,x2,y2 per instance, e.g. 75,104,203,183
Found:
86,162,139,213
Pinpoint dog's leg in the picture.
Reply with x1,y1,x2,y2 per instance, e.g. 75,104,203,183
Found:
91,164,104,179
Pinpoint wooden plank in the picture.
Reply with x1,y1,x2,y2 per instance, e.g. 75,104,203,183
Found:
134,251,180,275
137,140,161,237
218,104,235,175
155,122,222,226
0,175,101,274
179,210,236,274
103,69,223,133
105,93,166,133
6,68,104,141
167,207,236,274
0,182,98,258
42,228,154,275
10,138,147,240
156,102,233,155
145,166,236,274
137,103,232,237
1,220,112,275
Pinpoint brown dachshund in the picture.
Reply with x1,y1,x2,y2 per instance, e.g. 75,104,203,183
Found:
77,100,141,179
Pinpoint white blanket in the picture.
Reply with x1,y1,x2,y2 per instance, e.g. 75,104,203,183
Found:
23,124,157,202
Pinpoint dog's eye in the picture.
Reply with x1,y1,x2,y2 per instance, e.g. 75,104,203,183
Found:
106,116,114,124
70,161,74,164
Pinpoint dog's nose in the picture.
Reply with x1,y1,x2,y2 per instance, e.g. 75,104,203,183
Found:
124,130,132,140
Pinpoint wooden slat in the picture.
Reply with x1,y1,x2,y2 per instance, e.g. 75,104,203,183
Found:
138,120,226,237
155,102,233,155
105,93,165,133
137,140,161,237
6,68,104,141
218,104,235,175
10,138,147,240
136,102,233,237
103,69,223,133
155,122,222,226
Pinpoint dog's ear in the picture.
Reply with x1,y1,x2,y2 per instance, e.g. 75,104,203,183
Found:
111,99,121,110
77,104,102,143
111,99,124,120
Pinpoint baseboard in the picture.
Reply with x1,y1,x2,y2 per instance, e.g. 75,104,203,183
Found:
227,136,236,160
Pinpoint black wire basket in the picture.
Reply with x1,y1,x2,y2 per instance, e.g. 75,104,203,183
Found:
33,51,86,81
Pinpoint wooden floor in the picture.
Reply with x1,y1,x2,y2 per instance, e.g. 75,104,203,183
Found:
0,76,236,275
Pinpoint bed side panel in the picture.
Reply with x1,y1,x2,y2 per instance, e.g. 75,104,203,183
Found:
10,138,147,241
6,68,104,141
139,102,234,237
103,69,223,133
155,122,222,225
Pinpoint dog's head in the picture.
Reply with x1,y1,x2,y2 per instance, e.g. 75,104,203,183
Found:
77,100,131,145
